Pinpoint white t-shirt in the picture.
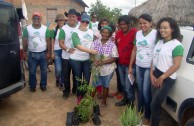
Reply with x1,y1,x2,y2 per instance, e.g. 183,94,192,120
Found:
135,29,157,68
153,39,184,79
70,28,94,61
59,24,78,59
26,24,47,52
53,28,61,50
91,21,99,37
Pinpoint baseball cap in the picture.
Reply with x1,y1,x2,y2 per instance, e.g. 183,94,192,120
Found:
81,13,90,22
32,12,41,17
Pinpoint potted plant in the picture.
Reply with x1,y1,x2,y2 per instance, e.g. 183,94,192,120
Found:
71,79,101,125
120,105,142,126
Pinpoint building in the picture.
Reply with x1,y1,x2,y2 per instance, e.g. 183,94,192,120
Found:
5,0,88,25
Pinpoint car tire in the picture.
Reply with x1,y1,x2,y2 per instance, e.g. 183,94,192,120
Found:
185,117,194,126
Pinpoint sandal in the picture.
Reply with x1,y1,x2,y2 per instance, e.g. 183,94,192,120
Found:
97,93,102,99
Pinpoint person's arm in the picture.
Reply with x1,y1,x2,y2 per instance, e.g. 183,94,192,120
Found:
95,57,117,66
50,29,55,59
128,44,137,74
22,27,28,60
150,62,157,87
58,29,75,54
72,32,97,55
154,56,183,87
46,28,51,59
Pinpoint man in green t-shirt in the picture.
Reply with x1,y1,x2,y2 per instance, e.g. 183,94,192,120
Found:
22,12,51,92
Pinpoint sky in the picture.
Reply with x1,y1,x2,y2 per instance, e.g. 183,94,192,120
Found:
82,0,147,15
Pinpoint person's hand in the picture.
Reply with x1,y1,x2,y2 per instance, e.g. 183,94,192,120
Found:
23,52,28,61
90,49,98,55
94,60,103,66
155,74,165,87
128,67,133,75
46,52,51,60
150,73,157,87
51,53,55,59
68,48,75,54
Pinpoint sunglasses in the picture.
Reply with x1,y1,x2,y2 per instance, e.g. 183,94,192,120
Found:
92,16,97,18
33,17,40,21
81,21,89,24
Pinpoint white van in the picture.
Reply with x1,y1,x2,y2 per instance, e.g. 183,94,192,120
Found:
162,26,194,126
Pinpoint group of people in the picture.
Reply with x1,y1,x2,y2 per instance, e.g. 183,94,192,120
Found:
22,8,184,126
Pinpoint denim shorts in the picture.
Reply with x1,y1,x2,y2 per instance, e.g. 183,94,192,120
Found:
92,72,114,88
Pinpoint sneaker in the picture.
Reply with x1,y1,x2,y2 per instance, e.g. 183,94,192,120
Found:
115,98,127,106
40,87,47,91
142,118,150,126
30,88,36,92
59,83,65,91
63,92,69,99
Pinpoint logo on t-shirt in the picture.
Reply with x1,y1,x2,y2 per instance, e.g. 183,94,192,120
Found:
84,33,92,40
138,40,148,46
32,31,42,49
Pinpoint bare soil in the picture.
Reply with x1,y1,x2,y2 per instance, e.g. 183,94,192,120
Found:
0,65,178,126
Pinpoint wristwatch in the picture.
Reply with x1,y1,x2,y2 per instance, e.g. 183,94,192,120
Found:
66,48,69,52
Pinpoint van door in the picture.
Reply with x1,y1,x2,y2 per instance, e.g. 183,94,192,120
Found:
0,4,21,89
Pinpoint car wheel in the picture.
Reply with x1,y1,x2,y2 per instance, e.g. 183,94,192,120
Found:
185,117,194,126
181,106,194,126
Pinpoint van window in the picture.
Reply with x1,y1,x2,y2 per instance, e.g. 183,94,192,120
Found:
186,37,194,64
0,7,18,44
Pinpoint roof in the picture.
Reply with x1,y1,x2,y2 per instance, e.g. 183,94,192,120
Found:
128,0,194,25
75,0,88,8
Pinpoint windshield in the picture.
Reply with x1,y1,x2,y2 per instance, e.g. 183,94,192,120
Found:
0,6,18,44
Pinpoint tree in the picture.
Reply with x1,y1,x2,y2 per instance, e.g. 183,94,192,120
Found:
88,0,122,23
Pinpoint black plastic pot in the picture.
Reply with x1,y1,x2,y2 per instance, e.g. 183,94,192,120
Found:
92,113,101,125
72,107,80,125
66,112,73,126
93,104,100,116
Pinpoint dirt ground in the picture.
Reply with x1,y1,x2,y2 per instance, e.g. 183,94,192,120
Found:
0,65,178,126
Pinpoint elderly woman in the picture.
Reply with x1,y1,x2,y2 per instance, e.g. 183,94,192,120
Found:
91,26,118,107
150,17,184,126
70,13,98,103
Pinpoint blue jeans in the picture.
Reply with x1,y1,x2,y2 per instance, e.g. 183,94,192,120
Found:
62,59,76,94
92,72,114,88
150,68,175,126
54,49,63,83
28,51,47,88
118,64,135,102
136,65,152,119
115,60,122,93
70,59,91,97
